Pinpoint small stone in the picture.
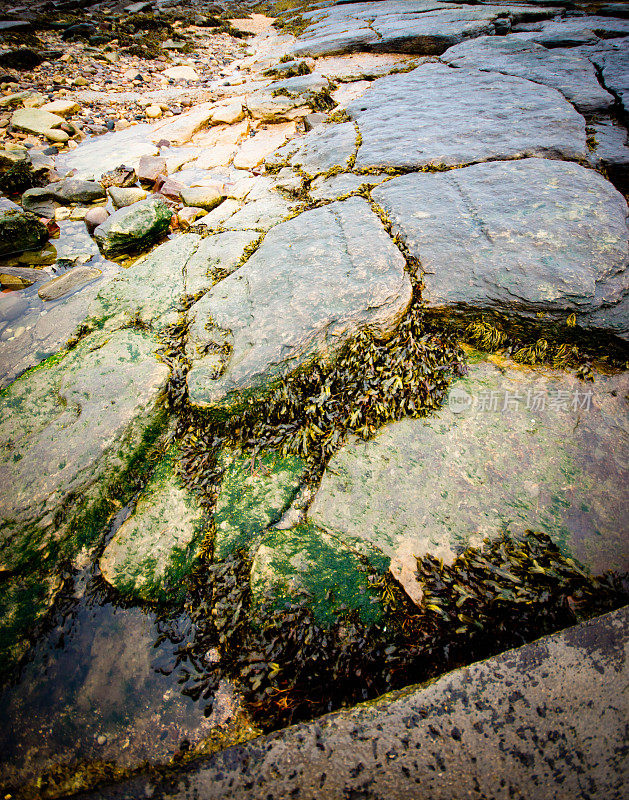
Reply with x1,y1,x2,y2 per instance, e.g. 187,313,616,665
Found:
109,186,148,209
84,206,109,233
177,206,205,228
21,187,58,217
304,112,327,131
145,105,163,120
180,185,224,210
163,66,200,81
38,266,102,301
44,129,70,144
137,155,167,185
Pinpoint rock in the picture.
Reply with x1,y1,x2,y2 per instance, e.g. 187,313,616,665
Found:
21,187,58,217
442,36,614,114
511,16,629,47
310,358,629,602
84,206,109,233
37,266,102,301
108,186,148,209
212,448,308,561
62,23,97,40
145,104,163,119
196,199,241,230
588,43,629,116
210,101,245,125
232,124,296,170
56,125,159,180
180,185,224,210
0,328,169,664
267,121,357,176
89,230,258,330
372,159,629,338
11,107,65,136
347,63,587,169
0,148,29,167
177,206,205,228
310,172,388,201
137,155,167,184
163,65,200,81
93,198,173,257
186,197,412,411
100,447,205,603
250,523,384,623
149,102,216,146
50,179,106,204
221,195,294,231
44,128,69,144
40,100,79,118
0,209,49,257
246,73,330,121
0,48,46,70
304,112,327,131
588,118,629,193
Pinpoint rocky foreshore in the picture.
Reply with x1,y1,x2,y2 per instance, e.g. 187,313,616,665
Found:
0,0,628,797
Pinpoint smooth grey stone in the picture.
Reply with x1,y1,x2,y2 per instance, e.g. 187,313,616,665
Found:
267,121,357,176
442,35,614,113
186,197,412,411
372,159,629,338
21,187,58,217
37,266,102,301
49,179,106,204
347,63,586,169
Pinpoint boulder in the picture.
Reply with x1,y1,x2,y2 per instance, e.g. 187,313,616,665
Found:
93,198,173,257
371,159,629,338
37,266,102,301
186,197,412,410
50,179,107,204
180,185,224,210
347,63,587,169
0,209,49,257
21,187,58,217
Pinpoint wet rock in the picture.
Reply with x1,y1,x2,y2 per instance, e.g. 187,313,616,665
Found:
100,447,205,603
108,186,148,209
84,206,109,233
37,266,102,301
21,187,58,217
348,63,586,169
221,195,294,231
180,185,224,210
310,358,629,602
247,73,330,121
11,107,65,136
267,121,357,176
588,118,629,193
186,197,412,411
0,209,49,257
50,179,106,204
442,35,614,114
309,171,389,201
0,328,169,663
588,42,629,116
372,159,629,338
213,448,308,561
251,523,384,623
93,198,173,257
185,230,259,295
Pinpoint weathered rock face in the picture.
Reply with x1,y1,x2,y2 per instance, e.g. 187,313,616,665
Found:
347,63,587,169
250,523,384,623
186,197,412,411
0,328,169,662
213,449,309,561
100,447,205,603
0,209,49,256
371,159,629,338
246,73,330,121
511,16,629,48
93,198,173,257
89,230,258,331
442,36,614,113
267,121,357,176
588,41,629,115
309,357,629,602
290,2,556,57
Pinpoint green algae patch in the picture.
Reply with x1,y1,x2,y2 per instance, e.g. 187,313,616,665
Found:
251,523,384,625
212,449,308,561
100,446,207,603
0,328,169,672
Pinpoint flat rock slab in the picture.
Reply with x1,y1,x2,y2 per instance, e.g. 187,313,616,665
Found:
511,15,629,47
213,449,308,561
267,121,357,176
442,35,614,113
310,357,629,602
347,63,586,169
251,523,384,624
11,107,64,135
100,447,205,603
372,159,629,337
56,125,159,181
589,41,629,115
83,606,629,800
90,230,258,331
0,329,168,662
186,197,412,411
246,73,329,121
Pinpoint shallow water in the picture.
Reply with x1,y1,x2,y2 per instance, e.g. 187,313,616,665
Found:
0,508,237,792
